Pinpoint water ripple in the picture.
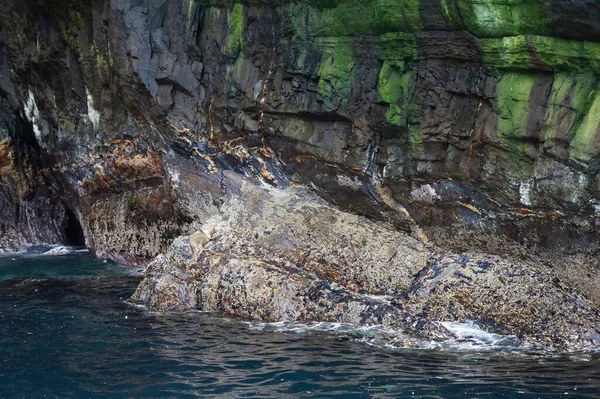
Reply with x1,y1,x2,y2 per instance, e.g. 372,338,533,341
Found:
0,257,599,398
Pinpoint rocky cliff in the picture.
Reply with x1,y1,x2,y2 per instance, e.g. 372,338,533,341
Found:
1,0,600,348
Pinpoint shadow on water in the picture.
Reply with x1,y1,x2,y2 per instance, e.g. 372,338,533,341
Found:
0,254,599,398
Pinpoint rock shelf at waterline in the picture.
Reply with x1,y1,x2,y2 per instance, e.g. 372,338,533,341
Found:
132,183,600,351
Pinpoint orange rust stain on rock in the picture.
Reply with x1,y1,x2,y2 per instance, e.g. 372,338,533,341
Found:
78,138,165,196
132,113,147,127
0,138,14,176
0,138,34,198
292,154,318,163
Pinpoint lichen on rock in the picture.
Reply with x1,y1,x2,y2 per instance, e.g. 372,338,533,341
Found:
132,178,600,350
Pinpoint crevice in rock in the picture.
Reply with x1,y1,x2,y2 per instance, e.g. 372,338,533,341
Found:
64,207,85,247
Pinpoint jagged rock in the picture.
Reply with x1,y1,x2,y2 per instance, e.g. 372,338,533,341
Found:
132,182,600,350
132,224,450,343
405,253,600,350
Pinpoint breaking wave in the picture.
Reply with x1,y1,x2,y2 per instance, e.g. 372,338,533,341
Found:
0,243,89,257
246,320,532,352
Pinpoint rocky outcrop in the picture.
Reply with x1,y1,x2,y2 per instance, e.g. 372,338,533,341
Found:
1,0,600,348
131,176,600,350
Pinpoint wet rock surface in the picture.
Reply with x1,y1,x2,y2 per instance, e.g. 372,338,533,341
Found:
405,253,600,349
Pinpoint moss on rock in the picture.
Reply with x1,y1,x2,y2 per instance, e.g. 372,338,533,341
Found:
496,71,540,175
543,73,597,154
226,2,244,57
316,39,355,110
480,35,600,73
378,32,416,67
443,0,549,38
570,89,600,164
378,62,414,126
314,0,423,37
284,0,423,38
497,72,536,140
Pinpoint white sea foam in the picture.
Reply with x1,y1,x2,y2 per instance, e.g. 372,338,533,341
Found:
3,243,90,257
42,246,88,256
440,320,522,350
244,320,526,352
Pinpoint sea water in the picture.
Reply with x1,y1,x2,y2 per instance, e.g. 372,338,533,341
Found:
0,251,599,398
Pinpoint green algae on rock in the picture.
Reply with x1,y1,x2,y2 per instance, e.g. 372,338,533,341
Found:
570,89,600,164
479,35,600,73
441,0,549,38
543,73,597,159
317,38,355,110
313,0,423,37
378,62,414,126
226,2,244,57
496,72,538,144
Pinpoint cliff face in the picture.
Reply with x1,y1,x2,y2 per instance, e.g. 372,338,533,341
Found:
0,1,599,309
1,0,600,348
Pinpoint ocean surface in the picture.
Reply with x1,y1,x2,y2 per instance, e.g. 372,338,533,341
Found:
0,249,599,398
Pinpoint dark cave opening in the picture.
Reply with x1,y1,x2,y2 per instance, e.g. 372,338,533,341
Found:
64,208,86,247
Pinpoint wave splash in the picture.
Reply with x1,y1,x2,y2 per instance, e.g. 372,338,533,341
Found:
1,243,89,257
246,320,528,352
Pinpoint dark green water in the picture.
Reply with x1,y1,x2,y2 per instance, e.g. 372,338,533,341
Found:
1,252,599,398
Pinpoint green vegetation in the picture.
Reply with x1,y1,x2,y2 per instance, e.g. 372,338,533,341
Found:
408,125,423,153
439,0,460,29
316,39,355,109
285,3,319,40
442,0,549,37
56,7,86,56
314,0,423,36
570,89,600,163
378,62,414,126
480,35,600,73
195,0,600,165
376,33,419,138
496,72,536,144
285,0,423,38
544,74,597,149
378,32,416,68
226,2,244,57
584,41,600,72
